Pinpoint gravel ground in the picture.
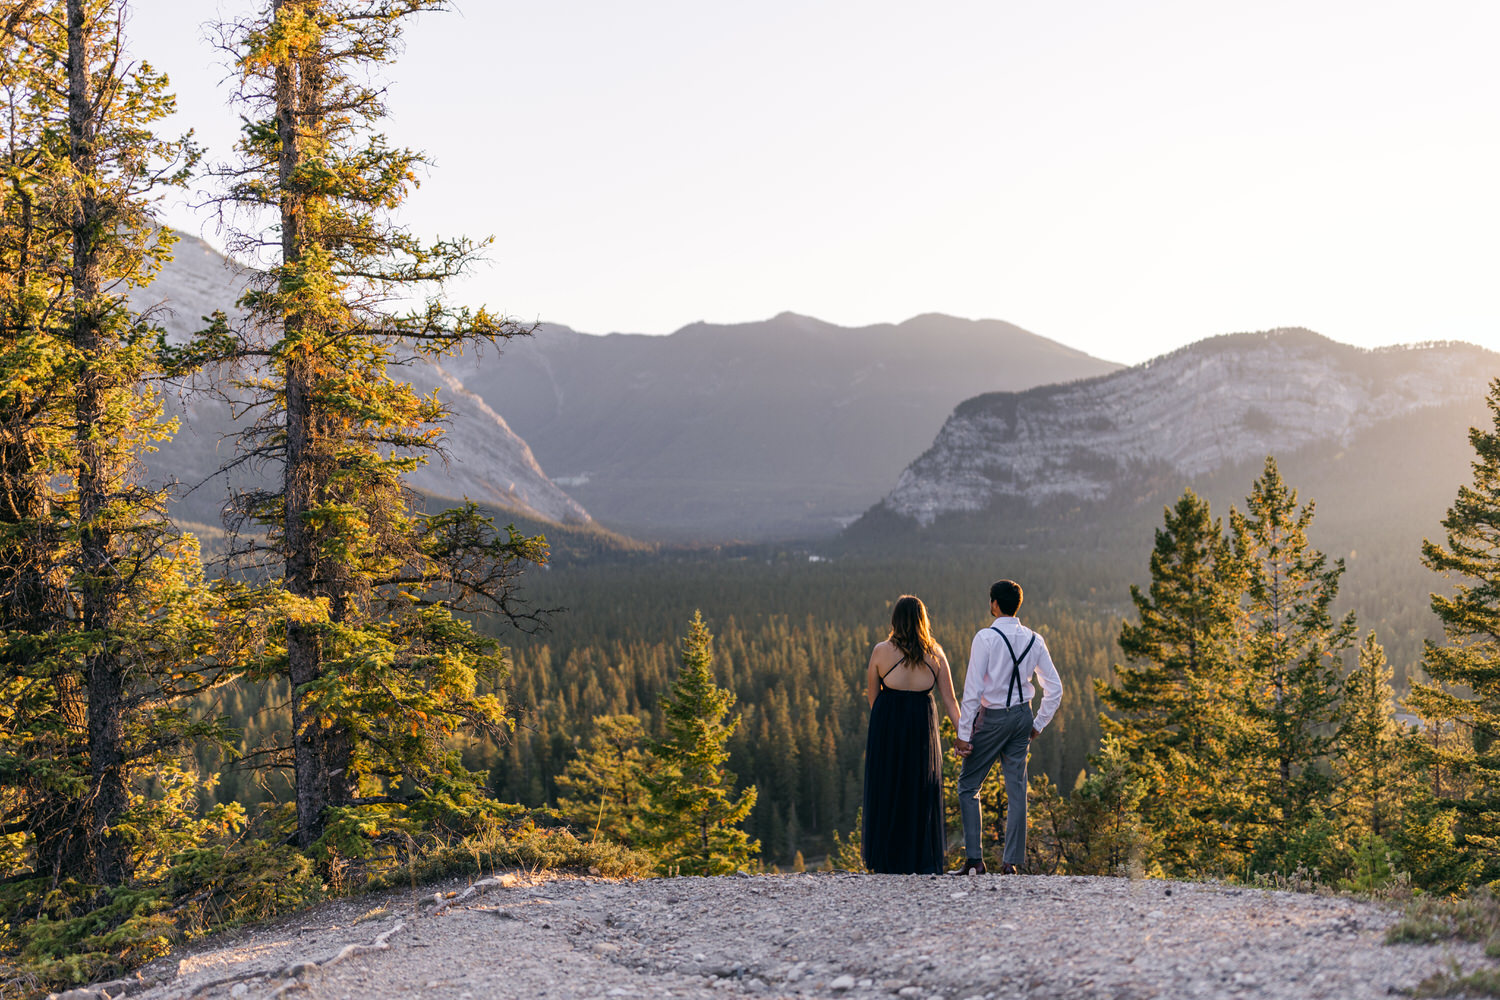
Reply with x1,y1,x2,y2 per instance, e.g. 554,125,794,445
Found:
92,872,1493,1000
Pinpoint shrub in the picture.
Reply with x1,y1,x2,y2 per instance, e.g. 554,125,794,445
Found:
364,814,655,891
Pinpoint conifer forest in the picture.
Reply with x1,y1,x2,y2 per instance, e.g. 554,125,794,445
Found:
2,0,1500,994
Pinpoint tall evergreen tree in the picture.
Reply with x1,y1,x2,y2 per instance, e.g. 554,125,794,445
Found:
1409,378,1500,878
0,0,227,888
1101,488,1247,875
203,0,546,855
1230,457,1356,870
646,611,757,875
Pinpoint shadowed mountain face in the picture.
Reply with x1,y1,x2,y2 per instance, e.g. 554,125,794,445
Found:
130,234,592,530
869,329,1500,528
441,314,1121,540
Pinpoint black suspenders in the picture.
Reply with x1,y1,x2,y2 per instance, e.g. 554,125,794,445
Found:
988,626,1037,709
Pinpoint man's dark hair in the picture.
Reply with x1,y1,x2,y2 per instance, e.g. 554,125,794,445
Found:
990,579,1023,616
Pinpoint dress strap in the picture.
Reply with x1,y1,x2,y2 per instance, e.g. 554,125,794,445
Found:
878,654,906,689
880,653,937,692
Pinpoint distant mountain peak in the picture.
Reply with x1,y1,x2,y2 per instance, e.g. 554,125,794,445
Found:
672,311,839,337
896,312,997,327
668,311,1044,340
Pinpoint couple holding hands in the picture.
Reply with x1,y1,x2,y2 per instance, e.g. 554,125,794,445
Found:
862,580,1064,875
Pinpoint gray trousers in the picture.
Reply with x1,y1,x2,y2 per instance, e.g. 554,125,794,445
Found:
957,703,1032,864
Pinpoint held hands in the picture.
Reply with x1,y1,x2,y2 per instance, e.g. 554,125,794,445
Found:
953,732,1037,756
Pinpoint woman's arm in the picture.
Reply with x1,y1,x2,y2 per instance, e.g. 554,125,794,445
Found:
935,647,962,729
866,644,882,708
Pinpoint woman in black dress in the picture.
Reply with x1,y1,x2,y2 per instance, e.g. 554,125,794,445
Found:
862,594,963,874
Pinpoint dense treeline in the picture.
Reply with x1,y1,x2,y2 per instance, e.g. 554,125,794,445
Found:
202,548,1116,864
509,403,1500,892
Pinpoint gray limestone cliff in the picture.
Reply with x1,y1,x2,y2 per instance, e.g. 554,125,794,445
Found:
878,329,1498,526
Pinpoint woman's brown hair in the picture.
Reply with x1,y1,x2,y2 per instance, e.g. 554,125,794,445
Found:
888,594,937,668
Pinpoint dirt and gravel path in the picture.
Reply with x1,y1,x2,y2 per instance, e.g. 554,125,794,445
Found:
78,872,1492,1000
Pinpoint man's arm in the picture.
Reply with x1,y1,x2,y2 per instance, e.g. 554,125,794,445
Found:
1030,636,1063,734
956,631,987,742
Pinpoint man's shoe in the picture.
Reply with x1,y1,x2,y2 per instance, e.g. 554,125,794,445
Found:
999,863,1019,875
949,858,986,875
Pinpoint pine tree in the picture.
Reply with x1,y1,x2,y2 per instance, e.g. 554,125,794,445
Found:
1334,632,1410,844
202,0,546,855
0,0,229,888
1100,488,1247,876
1230,457,1356,871
554,714,652,848
830,807,865,872
1044,736,1153,877
1409,378,1500,879
646,612,758,875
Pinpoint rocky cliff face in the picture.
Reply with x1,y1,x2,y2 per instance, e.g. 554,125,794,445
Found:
879,329,1498,526
131,233,590,528
405,361,591,524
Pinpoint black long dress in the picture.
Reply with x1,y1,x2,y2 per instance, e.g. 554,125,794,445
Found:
862,662,945,874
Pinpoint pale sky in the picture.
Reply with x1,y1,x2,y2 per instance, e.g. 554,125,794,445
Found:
125,1,1500,364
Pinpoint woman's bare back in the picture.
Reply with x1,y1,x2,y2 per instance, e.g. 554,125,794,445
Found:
871,639,938,691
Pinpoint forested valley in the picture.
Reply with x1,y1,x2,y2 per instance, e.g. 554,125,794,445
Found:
455,427,1464,871
195,407,1479,878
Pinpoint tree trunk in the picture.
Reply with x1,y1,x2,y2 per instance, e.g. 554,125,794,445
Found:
68,0,130,886
277,1,320,848
276,0,354,848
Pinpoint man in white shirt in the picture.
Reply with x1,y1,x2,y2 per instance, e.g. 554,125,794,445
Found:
951,579,1063,875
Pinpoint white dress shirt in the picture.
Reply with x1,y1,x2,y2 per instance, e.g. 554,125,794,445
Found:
957,617,1063,742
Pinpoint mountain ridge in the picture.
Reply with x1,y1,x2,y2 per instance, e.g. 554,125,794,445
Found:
874,327,1498,528
138,233,1120,542
441,312,1122,540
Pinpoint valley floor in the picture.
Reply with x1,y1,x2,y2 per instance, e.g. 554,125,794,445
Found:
122,872,1485,1000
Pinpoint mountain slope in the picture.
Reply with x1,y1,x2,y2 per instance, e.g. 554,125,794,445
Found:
130,233,591,529
442,312,1121,540
874,329,1498,527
